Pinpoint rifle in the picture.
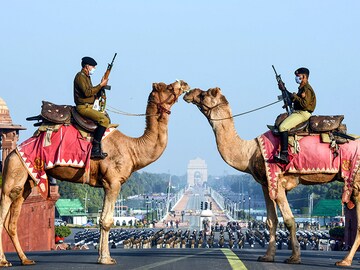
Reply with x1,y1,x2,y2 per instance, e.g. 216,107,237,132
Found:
95,53,117,112
103,53,117,90
272,65,293,115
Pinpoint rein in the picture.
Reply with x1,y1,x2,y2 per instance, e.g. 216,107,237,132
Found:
106,84,181,117
197,99,282,121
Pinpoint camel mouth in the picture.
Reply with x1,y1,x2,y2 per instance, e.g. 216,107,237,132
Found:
176,79,191,94
183,91,193,103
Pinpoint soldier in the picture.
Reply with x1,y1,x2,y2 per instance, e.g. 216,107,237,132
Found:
73,56,110,159
275,67,316,164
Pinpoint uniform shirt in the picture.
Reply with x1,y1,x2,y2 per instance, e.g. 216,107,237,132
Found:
73,70,102,105
292,82,316,113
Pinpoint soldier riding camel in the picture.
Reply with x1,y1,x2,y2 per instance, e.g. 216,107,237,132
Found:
275,67,316,164
73,56,110,159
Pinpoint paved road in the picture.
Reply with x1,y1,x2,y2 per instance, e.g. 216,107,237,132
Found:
4,248,360,270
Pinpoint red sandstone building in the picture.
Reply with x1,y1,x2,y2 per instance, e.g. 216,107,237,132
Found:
0,97,60,252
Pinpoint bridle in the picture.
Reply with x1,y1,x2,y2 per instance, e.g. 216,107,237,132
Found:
150,81,185,115
192,94,229,121
192,93,281,121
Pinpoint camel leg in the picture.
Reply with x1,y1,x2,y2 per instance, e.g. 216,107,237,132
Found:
98,180,120,265
335,194,360,266
0,191,13,267
258,185,277,262
5,181,35,265
275,185,301,264
0,153,29,267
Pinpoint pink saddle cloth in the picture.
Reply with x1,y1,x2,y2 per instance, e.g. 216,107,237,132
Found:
257,131,360,204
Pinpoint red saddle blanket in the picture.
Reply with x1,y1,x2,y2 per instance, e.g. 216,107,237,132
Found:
257,131,360,204
16,125,114,198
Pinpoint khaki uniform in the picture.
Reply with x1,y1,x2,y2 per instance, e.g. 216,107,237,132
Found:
279,82,316,132
73,70,110,128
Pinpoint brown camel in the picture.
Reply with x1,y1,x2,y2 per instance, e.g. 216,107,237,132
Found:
184,87,360,267
0,80,190,266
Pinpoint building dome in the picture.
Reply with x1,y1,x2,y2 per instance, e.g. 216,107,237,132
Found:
0,97,13,125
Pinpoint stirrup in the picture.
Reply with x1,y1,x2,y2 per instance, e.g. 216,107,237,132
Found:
91,151,108,160
274,153,289,164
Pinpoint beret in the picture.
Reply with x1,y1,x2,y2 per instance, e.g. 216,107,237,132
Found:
295,67,310,76
81,56,97,67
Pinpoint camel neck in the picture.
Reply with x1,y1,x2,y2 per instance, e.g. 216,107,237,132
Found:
132,100,170,170
209,110,256,173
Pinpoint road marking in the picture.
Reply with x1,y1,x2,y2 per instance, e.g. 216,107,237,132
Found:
221,248,247,270
131,250,214,270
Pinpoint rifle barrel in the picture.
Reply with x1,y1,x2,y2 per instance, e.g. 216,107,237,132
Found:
110,53,117,65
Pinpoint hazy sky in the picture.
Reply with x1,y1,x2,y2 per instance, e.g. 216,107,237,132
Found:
1,1,359,176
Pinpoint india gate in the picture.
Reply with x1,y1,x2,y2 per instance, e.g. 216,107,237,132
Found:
187,157,208,186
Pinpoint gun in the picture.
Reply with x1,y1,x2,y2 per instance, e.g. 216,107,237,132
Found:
95,53,117,112
272,65,293,115
102,53,117,90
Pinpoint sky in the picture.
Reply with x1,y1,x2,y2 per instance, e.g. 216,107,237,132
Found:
1,1,359,176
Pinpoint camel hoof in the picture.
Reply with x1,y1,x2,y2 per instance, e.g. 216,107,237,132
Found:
284,257,301,264
98,257,117,265
335,260,351,267
0,260,12,267
21,258,36,265
257,255,274,262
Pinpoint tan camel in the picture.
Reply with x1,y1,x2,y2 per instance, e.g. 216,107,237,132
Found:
184,87,360,267
0,80,190,267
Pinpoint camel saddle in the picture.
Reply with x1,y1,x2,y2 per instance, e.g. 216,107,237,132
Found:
268,113,355,144
26,101,98,132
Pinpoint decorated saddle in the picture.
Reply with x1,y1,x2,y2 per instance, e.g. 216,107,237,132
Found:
268,113,354,144
26,101,101,132
19,101,117,198
257,130,360,206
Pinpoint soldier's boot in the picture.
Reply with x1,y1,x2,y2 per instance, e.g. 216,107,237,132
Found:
274,131,289,164
91,126,108,159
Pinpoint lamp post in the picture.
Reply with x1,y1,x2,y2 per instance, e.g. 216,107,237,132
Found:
248,196,251,221
146,196,149,226
242,197,245,219
151,198,154,222
83,191,90,214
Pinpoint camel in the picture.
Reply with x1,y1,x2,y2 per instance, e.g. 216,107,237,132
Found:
183,87,360,266
0,80,190,266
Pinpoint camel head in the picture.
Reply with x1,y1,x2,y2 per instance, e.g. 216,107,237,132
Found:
183,87,229,120
150,80,190,115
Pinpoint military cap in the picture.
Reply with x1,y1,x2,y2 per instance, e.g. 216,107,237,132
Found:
81,56,97,67
295,67,310,76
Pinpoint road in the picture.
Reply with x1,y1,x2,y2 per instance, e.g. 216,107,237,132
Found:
4,248,360,270
170,186,230,231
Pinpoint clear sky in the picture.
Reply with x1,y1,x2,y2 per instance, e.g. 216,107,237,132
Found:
1,1,359,176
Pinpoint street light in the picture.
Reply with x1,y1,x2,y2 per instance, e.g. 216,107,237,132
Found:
151,198,154,222
83,191,90,214
248,196,251,221
242,197,245,219
146,196,149,226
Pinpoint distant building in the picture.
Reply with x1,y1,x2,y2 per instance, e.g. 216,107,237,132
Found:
0,97,26,171
55,199,87,225
187,157,208,186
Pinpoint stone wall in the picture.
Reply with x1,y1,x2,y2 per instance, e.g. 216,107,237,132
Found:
2,185,60,252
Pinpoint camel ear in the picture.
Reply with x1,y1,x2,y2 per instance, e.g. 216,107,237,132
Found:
209,87,221,97
152,83,158,91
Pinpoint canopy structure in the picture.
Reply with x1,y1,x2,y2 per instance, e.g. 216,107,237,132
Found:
55,198,85,217
312,199,342,217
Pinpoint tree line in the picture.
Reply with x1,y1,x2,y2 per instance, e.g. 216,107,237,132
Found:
56,172,186,213
208,174,344,211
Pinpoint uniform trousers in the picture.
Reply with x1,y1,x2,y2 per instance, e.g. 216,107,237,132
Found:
279,110,311,132
76,104,110,128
